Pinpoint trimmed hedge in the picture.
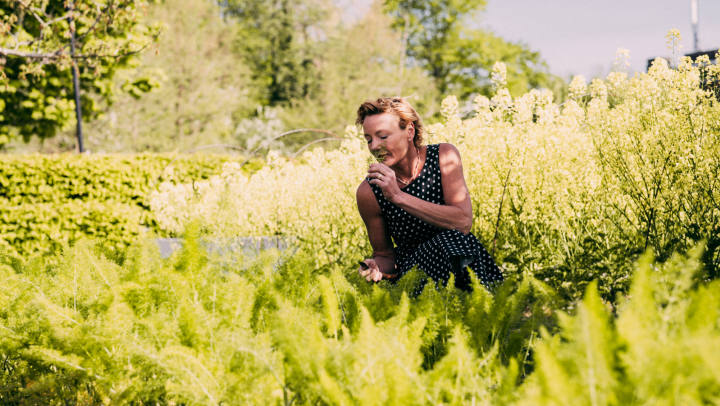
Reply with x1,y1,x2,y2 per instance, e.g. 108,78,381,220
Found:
0,153,255,256
0,200,142,255
0,154,236,205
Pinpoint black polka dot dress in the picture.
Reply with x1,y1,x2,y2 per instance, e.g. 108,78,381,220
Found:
368,144,504,294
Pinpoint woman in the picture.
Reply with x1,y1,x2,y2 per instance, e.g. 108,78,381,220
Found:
356,97,503,293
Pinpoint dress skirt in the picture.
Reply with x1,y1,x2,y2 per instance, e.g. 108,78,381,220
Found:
394,229,504,294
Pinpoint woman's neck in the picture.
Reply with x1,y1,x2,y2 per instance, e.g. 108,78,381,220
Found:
391,146,420,182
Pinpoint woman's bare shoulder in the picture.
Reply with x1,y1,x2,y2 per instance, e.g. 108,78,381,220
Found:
357,178,372,198
437,143,462,167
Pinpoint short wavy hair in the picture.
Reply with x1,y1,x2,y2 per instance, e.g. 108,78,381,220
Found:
355,97,424,149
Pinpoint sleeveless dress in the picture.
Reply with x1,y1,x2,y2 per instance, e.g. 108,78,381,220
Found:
368,144,504,294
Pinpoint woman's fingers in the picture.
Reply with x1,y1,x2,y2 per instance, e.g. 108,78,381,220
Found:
367,163,393,176
359,264,382,282
367,176,386,186
367,162,389,171
367,164,395,185
359,259,381,282
366,269,382,282
368,163,402,202
359,267,374,279
366,172,383,182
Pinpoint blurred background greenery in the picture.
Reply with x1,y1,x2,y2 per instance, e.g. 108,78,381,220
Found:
1,0,564,154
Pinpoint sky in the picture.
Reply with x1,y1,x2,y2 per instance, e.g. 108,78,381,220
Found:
481,0,720,79
341,0,720,80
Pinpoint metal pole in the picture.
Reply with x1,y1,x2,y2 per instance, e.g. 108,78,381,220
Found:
69,4,84,153
691,0,699,52
396,11,409,97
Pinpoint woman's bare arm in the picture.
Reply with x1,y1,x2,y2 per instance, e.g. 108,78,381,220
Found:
367,143,473,234
356,181,397,275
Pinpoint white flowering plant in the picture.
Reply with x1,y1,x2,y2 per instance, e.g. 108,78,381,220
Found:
150,38,720,302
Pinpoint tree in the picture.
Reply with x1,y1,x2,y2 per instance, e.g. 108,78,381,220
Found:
384,0,558,98
221,0,330,106
81,0,437,153
278,4,439,141
0,0,162,148
75,0,255,153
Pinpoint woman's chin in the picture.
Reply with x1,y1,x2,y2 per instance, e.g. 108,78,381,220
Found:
381,156,394,166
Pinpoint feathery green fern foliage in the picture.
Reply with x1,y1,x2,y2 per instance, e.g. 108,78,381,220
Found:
0,234,718,404
516,245,720,405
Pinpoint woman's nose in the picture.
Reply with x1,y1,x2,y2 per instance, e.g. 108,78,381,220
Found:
369,139,382,151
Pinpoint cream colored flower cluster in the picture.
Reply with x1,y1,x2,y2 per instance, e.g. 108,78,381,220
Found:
150,46,720,268
150,125,372,261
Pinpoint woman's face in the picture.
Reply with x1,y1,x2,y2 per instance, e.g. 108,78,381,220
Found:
363,113,414,167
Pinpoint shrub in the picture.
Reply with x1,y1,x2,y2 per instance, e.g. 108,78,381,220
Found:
0,154,260,256
0,200,142,255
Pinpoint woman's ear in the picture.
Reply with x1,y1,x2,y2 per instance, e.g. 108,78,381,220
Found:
407,122,415,141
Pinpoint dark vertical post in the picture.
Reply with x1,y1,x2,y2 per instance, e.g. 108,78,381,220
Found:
691,0,699,52
69,4,84,153
396,11,409,97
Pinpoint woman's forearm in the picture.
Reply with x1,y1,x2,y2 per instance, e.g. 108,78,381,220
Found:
391,192,472,234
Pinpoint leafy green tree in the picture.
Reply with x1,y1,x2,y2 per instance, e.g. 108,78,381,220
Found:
0,0,162,147
277,5,439,144
77,0,256,153
221,0,330,106
384,0,559,98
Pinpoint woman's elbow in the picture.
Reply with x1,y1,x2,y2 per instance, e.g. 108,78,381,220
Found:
457,215,472,234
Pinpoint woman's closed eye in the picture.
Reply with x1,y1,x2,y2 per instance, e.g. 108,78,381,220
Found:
366,136,388,144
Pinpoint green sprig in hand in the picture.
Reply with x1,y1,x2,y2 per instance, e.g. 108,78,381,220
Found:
366,143,389,166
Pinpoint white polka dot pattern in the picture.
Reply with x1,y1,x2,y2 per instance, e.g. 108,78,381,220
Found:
368,144,504,293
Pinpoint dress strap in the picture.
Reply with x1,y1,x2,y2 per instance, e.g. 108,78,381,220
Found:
426,144,442,176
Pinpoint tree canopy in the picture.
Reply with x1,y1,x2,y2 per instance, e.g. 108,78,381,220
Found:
1,0,564,153
384,0,558,98
0,0,162,146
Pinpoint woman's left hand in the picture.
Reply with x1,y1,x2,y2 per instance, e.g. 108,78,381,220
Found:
367,163,402,203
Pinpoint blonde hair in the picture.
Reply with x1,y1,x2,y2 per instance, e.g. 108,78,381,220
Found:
356,97,425,148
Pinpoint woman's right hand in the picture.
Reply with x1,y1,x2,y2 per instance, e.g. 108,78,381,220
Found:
358,258,383,282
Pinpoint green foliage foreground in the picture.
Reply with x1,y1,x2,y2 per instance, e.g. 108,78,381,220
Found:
1,231,718,405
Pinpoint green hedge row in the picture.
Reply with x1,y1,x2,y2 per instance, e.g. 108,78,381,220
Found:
0,153,256,256
0,153,237,205
0,200,142,256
